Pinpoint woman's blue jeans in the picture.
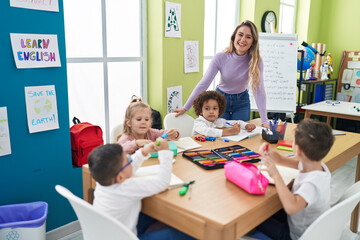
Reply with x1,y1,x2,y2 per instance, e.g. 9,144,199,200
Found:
216,87,250,121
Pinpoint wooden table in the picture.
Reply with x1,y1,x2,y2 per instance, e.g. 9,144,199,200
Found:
303,101,360,124
82,119,360,239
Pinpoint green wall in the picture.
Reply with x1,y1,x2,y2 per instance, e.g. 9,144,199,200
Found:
296,0,360,78
148,0,205,119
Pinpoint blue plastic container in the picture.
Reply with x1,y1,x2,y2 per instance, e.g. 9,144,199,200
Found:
0,201,48,240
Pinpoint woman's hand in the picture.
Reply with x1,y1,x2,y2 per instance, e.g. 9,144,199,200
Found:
172,108,186,117
262,122,270,129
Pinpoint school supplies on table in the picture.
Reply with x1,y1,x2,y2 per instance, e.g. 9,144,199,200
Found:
149,142,178,158
224,162,269,195
277,140,293,148
276,145,293,151
220,126,264,142
182,145,261,170
262,121,287,144
171,137,202,153
260,165,299,185
134,164,184,188
179,180,195,196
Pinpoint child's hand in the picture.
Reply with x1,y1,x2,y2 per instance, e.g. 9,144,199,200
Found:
166,129,179,139
245,123,256,132
141,142,157,156
136,139,152,147
230,123,241,135
155,137,169,151
260,154,280,179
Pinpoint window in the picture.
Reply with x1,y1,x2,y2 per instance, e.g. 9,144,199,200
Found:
63,0,147,143
203,0,239,90
279,0,297,34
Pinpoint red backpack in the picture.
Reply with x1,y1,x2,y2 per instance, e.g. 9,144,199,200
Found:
70,117,104,167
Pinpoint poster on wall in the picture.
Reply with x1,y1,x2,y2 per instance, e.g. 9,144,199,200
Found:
0,107,12,157
165,1,181,38
10,0,59,12
167,86,182,113
25,85,59,133
184,41,199,73
350,69,360,87
10,33,61,69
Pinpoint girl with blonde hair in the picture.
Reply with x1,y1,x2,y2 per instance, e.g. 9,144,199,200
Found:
118,98,180,153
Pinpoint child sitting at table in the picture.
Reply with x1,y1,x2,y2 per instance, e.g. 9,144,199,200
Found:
118,97,180,153
88,141,195,240
192,90,256,137
256,119,334,240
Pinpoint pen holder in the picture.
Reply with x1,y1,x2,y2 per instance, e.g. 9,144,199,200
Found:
262,129,280,144
275,124,287,141
262,123,287,144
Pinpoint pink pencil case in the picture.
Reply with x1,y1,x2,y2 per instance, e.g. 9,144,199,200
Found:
224,161,269,195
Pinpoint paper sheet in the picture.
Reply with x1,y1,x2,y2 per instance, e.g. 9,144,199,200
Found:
261,165,299,185
134,164,184,187
220,126,265,142
171,137,202,153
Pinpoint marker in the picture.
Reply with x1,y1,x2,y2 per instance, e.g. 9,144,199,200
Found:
179,180,195,196
225,122,233,126
156,132,168,146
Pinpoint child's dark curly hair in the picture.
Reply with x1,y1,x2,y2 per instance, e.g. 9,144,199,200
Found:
193,90,227,116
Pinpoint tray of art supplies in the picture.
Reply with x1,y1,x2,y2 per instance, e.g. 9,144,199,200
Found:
182,145,261,170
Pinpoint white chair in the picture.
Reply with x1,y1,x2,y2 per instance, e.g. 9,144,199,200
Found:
111,123,124,143
55,185,139,240
163,113,195,137
299,181,360,240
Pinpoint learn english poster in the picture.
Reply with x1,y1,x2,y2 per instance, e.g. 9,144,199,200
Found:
10,33,61,69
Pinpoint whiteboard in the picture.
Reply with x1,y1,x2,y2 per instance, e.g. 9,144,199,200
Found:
250,33,298,113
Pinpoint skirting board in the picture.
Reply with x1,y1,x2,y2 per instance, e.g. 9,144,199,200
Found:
46,221,81,240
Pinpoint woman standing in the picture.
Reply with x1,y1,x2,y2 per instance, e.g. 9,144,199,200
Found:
174,20,269,128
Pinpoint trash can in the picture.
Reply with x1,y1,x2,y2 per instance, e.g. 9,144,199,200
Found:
0,201,48,240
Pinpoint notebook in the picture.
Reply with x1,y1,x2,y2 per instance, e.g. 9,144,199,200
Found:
260,165,299,185
220,126,265,142
171,137,202,153
134,164,184,187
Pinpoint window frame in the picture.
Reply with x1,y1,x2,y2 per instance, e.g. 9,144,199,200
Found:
279,0,297,34
65,0,147,143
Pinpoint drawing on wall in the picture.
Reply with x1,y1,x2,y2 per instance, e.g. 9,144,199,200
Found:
10,33,61,69
350,69,360,87
351,87,360,103
10,0,59,12
25,85,59,133
165,1,181,38
167,86,182,113
0,107,11,157
341,69,353,84
184,41,199,73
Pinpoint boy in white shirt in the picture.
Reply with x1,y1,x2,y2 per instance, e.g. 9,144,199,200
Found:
192,90,256,137
257,119,334,240
88,141,194,240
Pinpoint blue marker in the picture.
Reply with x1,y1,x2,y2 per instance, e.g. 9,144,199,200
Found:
225,122,233,126
161,132,168,139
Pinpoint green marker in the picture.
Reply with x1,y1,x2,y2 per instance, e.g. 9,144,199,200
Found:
179,180,195,196
156,132,168,146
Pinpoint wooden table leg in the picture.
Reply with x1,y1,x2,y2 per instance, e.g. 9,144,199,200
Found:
350,154,360,233
82,165,94,204
304,110,311,119
326,116,331,125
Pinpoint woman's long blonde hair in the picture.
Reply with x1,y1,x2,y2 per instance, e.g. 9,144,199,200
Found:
122,98,152,136
225,20,261,93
